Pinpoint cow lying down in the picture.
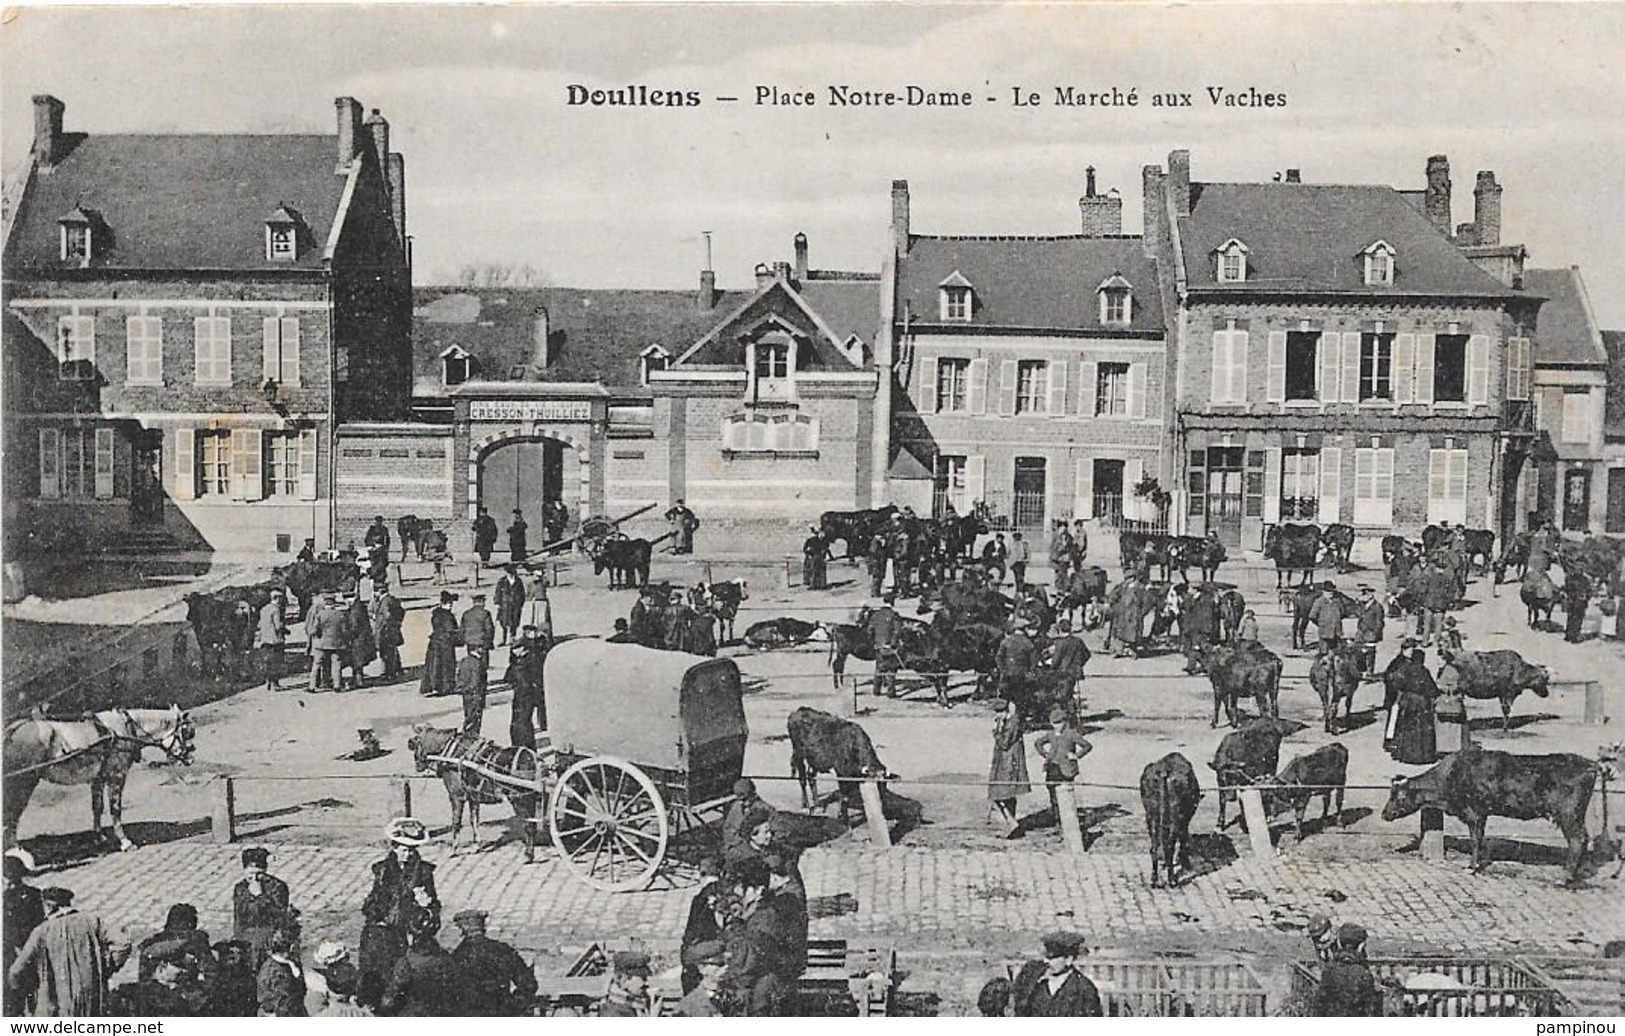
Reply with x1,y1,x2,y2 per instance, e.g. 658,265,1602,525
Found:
742,617,828,650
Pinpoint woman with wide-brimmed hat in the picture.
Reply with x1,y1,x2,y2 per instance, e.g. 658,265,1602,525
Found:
357,819,439,1010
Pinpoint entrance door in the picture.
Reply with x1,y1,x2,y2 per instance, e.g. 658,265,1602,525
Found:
1206,446,1245,548
481,439,565,522
1092,459,1125,522
1563,467,1592,532
130,430,164,526
1012,457,1047,529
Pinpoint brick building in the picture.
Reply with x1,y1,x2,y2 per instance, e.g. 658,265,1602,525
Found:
1143,151,1544,551
886,173,1171,530
3,95,412,555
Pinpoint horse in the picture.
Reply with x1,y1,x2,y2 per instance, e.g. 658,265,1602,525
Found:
407,725,541,862
3,706,196,851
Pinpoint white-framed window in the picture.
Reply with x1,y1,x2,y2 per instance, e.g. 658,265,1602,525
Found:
1353,446,1395,525
1099,286,1132,326
1015,360,1048,415
440,345,469,387
56,315,96,380
721,412,819,454
1506,336,1532,401
936,454,969,514
1280,448,1320,521
1359,332,1394,401
39,427,112,499
1210,326,1249,404
639,344,670,386
197,430,232,496
1427,446,1469,525
1433,333,1467,403
1362,241,1396,286
941,285,971,322
265,222,296,261
262,317,300,387
1216,240,1249,283
194,317,233,385
125,316,163,385
1562,391,1592,444
60,221,91,264
936,357,970,413
265,431,302,496
1095,362,1129,417
754,341,789,380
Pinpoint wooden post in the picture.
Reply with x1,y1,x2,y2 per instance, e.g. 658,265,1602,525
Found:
1584,681,1607,725
859,779,891,848
471,561,482,587
780,559,792,590
389,777,413,819
210,777,236,845
1054,782,1086,853
551,562,564,588
1238,788,1275,859
1420,806,1446,862
703,562,715,585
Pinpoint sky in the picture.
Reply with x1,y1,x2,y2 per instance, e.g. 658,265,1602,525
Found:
4,2,1624,324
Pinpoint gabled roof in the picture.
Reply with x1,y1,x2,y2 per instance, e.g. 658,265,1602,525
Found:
1524,267,1607,367
4,134,350,273
938,270,973,289
675,276,874,370
1179,182,1524,296
898,236,1164,332
1604,330,1625,438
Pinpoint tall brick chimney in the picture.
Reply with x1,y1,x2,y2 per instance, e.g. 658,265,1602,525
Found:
1141,164,1163,254
1168,150,1191,217
387,153,407,244
698,269,717,310
32,95,64,169
793,232,808,281
1474,170,1502,247
772,261,792,282
532,306,551,369
1078,166,1123,236
364,109,390,178
891,180,910,254
1424,155,1452,237
334,97,364,172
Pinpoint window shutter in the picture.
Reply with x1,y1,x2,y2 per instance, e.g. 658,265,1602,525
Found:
1048,360,1068,417
966,358,988,415
1266,331,1287,403
94,427,115,499
1467,333,1490,405
1427,449,1446,522
920,355,937,413
1318,446,1341,523
1078,359,1097,416
964,455,985,507
243,429,264,501
1393,333,1416,404
1263,447,1282,523
1129,363,1147,419
39,428,61,499
1124,458,1144,500
280,318,300,385
263,317,281,382
298,428,319,500
1230,331,1249,404
1210,331,1229,403
1415,333,1436,405
1340,332,1361,403
997,360,1018,417
1074,457,1094,519
230,429,251,500
1319,332,1340,403
173,428,196,501
1449,450,1468,525
1508,337,1531,401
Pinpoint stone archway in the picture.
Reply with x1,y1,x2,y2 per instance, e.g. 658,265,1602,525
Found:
468,428,590,521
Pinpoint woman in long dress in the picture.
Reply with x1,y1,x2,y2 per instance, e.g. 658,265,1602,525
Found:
1384,646,1438,766
988,699,1031,834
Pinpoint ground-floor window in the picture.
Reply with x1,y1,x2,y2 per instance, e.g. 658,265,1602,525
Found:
38,426,116,500
1563,467,1592,533
197,430,232,496
1427,447,1469,525
721,411,817,453
935,454,969,515
1279,448,1320,521
1013,456,1047,529
1353,447,1395,526
265,431,302,497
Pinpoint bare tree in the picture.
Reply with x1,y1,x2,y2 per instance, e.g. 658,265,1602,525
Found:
453,263,551,289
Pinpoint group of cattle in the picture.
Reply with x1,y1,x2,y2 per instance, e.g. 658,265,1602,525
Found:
183,558,360,677
817,505,987,567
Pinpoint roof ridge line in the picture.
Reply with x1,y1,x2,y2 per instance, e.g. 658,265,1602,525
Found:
911,233,1144,242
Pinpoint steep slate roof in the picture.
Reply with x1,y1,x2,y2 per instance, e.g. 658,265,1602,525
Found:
677,278,872,369
798,277,882,352
898,236,1164,332
1180,182,1524,297
1603,330,1625,438
1524,267,1607,366
4,135,349,273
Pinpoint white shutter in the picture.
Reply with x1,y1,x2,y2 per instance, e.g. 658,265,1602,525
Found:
298,428,319,500
173,427,196,501
1048,360,1068,417
1507,337,1531,401
964,454,985,507
1074,457,1094,519
263,317,281,382
1340,332,1361,403
1266,331,1287,403
1078,359,1097,416
1130,363,1147,419
94,427,115,499
1263,447,1282,523
230,429,251,500
280,318,300,385
1393,333,1416,404
1448,450,1469,525
1415,333,1436,405
1230,331,1249,404
1319,331,1340,403
919,355,937,413
1124,458,1144,500
244,429,264,502
39,428,61,499
1318,446,1341,524
1428,449,1446,523
1211,331,1230,403
1467,333,1490,405
997,360,1018,416
966,358,988,415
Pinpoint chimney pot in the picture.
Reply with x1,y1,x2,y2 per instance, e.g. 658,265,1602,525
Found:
1085,166,1097,197
1079,171,1123,237
32,94,64,169
793,232,808,281
532,307,551,369
334,97,365,172
755,263,773,290
891,180,910,253
1473,170,1502,247
1285,168,1301,184
772,261,792,282
1424,154,1452,237
1168,150,1192,217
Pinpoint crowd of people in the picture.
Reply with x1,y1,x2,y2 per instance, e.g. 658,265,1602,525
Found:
612,583,722,655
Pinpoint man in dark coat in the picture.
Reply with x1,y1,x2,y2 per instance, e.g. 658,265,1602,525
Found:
1564,567,1592,643
1312,924,1378,1016
543,499,569,546
4,849,45,1016
866,598,901,697
1034,706,1091,821
679,860,725,995
1306,581,1346,655
1045,620,1090,700
1012,932,1103,1017
472,507,498,565
456,654,488,736
995,620,1038,705
504,625,548,748
254,928,307,1017
359,819,440,1010
866,533,889,597
802,527,829,590
342,594,376,689
370,586,405,680
381,913,462,1017
506,509,529,562
364,516,391,559
420,592,459,697
136,903,213,985
208,941,258,1017
130,950,201,1017
719,858,796,1016
1180,584,1219,673
665,499,698,555
448,910,534,1016
1353,585,1385,678
1106,574,1146,657
231,848,295,974
1420,559,1457,647
493,565,527,646
460,593,496,665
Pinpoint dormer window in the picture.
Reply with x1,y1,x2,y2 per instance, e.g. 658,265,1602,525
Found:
1096,273,1134,326
1362,240,1396,286
440,344,471,387
264,206,301,262
639,343,671,386
1215,239,1249,283
58,207,95,266
938,271,973,322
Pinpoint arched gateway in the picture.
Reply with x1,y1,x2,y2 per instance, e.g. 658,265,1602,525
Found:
469,428,590,521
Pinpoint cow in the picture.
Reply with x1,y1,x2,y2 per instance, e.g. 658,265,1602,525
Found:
1169,536,1227,583
1140,752,1202,888
819,506,899,561
397,515,435,562
1268,742,1349,840
1320,524,1355,572
1382,748,1600,885
825,615,1001,706
272,558,358,619
1055,566,1109,627
1461,529,1497,575
742,617,825,650
593,538,652,589
705,579,749,643
1120,532,1176,582
1285,584,1357,651
1208,718,1287,830
787,707,892,824
1263,523,1321,588
1201,642,1282,728
1521,569,1561,629
185,585,275,678
1494,531,1531,585
1216,589,1246,643
1437,647,1551,730
1309,642,1363,733
1380,535,1412,567
938,581,1015,628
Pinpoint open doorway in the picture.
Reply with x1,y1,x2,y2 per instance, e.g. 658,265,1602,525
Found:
480,438,566,521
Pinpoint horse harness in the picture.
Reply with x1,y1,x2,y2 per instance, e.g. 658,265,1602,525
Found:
422,731,545,798
3,709,192,777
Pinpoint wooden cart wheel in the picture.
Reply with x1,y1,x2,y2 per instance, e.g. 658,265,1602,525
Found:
548,755,670,891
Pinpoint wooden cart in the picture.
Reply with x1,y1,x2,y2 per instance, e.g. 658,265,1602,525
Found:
542,639,748,891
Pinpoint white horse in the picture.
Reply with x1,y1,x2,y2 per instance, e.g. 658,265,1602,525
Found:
3,706,196,851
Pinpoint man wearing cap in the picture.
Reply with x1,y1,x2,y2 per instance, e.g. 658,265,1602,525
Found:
1034,706,1091,822
1306,915,1337,963
1307,581,1347,656
598,950,656,1016
1353,585,1385,679
673,939,729,1017
232,848,296,973
996,619,1038,706
364,515,392,560
1179,583,1219,674
136,903,213,985
719,857,794,1016
255,587,289,691
307,590,348,691
460,593,496,665
130,945,201,1017
505,624,549,749
721,778,764,859
456,651,489,736
360,819,440,1009
666,498,699,555
382,911,464,1016
1045,619,1090,703
493,564,527,646
420,591,460,697
507,508,529,563
680,858,727,995
472,506,498,566
342,592,377,690
802,525,830,591
866,597,902,697
1313,923,1379,1016
4,849,44,1015
450,909,536,1016
1012,932,1103,1017
371,582,406,681
7,886,130,1017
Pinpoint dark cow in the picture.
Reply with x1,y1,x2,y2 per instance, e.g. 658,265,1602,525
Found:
1056,565,1109,626
593,538,652,589
397,515,435,562
940,512,989,562
1461,529,1496,575
1263,523,1321,588
819,506,898,561
1437,647,1550,730
1208,718,1287,830
787,707,892,823
825,615,1002,706
1382,747,1599,884
1521,569,1561,629
1120,532,1175,582
1285,585,1357,651
1309,642,1363,733
1494,531,1531,585
185,584,275,678
704,579,749,643
1320,524,1355,572
1201,642,1283,728
742,617,824,650
1268,742,1348,840
1216,589,1246,643
1380,535,1411,567
1140,752,1202,889
1169,536,1227,583
272,558,358,618
939,581,1015,627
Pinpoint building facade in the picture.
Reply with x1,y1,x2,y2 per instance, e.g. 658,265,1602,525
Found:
3,95,412,555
